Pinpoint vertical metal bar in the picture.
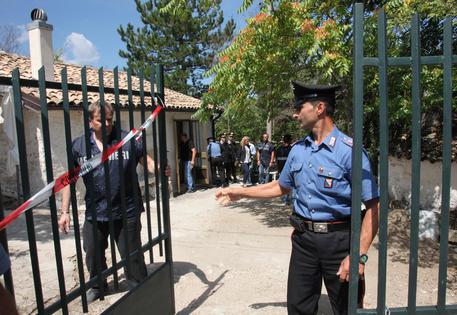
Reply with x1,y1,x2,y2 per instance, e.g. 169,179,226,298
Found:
113,67,131,279
139,71,154,263
437,17,452,312
408,14,421,315
157,64,176,312
122,69,135,277
150,67,164,257
349,3,364,314
112,67,124,292
63,67,94,310
80,69,105,301
38,67,68,314
0,183,15,300
98,67,119,292
12,68,45,314
376,8,389,315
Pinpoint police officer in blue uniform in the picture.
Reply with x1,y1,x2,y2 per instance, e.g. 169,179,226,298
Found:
216,82,379,315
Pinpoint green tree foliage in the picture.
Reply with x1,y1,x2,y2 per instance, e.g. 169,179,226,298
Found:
199,0,456,159
118,0,236,97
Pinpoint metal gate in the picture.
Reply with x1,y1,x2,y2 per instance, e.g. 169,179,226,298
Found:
349,3,456,314
0,64,175,314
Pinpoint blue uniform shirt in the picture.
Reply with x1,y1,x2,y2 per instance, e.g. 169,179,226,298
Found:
72,128,145,221
279,126,379,221
207,141,222,158
0,244,10,276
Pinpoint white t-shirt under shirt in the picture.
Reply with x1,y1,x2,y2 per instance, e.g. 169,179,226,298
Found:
243,145,251,164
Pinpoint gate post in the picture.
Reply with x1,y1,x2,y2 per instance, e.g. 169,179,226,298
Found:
156,64,176,314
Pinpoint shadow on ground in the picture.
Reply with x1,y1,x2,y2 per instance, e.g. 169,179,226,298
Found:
228,198,292,228
373,209,457,289
4,209,61,244
249,294,333,314
174,261,228,315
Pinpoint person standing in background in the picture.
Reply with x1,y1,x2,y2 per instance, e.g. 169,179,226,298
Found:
276,134,293,204
207,136,223,187
238,136,254,187
256,133,275,184
179,133,197,193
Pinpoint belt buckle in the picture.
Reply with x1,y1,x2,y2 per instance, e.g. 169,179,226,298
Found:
313,222,328,233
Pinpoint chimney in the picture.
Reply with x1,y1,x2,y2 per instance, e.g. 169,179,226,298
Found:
27,9,54,81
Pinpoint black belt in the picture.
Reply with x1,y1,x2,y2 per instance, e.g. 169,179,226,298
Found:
289,213,351,233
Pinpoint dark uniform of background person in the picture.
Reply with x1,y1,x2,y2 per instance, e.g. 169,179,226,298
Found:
0,244,19,315
216,82,380,315
276,134,293,205
59,101,167,302
227,132,239,183
220,134,236,187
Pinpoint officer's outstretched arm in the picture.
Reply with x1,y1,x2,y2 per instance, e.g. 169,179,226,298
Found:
215,181,290,206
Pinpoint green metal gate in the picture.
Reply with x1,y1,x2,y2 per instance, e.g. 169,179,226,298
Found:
0,64,175,314
349,2,456,314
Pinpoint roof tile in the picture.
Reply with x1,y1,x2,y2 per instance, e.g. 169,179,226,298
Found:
0,51,201,110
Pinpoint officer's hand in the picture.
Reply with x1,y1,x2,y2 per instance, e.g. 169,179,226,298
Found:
58,213,71,234
336,255,365,282
215,188,241,206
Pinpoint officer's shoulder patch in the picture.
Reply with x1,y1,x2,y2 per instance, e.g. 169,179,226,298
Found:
341,137,353,147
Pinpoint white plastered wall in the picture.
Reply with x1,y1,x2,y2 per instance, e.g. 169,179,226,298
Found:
388,157,457,211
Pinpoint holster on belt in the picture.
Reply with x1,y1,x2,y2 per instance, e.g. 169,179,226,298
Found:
289,213,306,232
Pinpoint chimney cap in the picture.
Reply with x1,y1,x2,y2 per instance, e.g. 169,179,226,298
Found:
31,8,47,22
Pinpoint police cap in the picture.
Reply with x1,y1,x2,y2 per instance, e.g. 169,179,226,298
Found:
292,81,340,110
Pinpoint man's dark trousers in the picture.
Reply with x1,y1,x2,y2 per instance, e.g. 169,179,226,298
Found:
287,228,352,315
210,157,223,186
83,215,147,288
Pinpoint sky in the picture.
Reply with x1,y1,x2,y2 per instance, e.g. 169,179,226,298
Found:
0,0,256,69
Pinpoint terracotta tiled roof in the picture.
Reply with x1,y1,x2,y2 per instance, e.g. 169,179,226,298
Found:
0,51,201,110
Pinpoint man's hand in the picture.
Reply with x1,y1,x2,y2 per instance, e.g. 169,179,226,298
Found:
269,162,274,168
215,188,242,206
190,161,195,170
164,165,171,177
58,212,71,234
336,255,365,282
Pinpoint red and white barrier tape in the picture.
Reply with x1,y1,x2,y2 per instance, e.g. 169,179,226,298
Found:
0,106,162,231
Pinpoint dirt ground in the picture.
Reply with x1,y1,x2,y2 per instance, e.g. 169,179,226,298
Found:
3,185,457,314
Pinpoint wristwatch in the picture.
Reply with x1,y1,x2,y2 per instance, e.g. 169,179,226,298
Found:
359,254,368,265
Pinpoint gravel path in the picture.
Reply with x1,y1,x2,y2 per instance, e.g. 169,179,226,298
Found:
5,185,457,314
